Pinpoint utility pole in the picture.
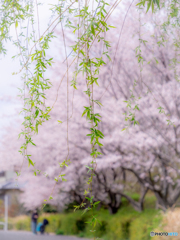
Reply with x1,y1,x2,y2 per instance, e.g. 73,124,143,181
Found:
4,194,8,231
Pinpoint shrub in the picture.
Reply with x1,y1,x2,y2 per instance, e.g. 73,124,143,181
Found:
12,215,31,231
106,207,139,240
42,204,57,213
96,220,108,237
57,212,89,235
130,209,162,240
76,218,86,232
56,229,64,235
78,232,85,238
38,213,60,233
106,215,124,240
7,206,162,240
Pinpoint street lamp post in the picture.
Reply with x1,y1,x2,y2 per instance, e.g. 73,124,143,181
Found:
4,194,8,231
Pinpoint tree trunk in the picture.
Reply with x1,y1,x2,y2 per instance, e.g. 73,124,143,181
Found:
108,205,119,214
154,192,168,211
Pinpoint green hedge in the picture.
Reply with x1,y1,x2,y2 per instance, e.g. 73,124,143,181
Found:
13,216,31,231
130,209,162,240
55,207,162,240
9,207,162,240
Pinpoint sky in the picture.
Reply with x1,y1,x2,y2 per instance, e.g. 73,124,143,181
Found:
0,0,60,137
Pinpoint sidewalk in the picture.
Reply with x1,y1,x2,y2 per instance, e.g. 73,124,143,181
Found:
0,231,90,240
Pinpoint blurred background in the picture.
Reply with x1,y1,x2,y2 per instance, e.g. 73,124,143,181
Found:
0,0,180,239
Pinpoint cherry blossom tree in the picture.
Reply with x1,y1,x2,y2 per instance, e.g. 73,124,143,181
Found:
55,2,180,211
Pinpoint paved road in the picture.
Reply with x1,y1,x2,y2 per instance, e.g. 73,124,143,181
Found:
0,231,90,240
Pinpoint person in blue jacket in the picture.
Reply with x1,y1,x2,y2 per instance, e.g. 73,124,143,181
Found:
36,222,43,233
36,219,49,234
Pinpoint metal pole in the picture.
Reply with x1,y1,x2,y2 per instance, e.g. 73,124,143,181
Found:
4,194,8,231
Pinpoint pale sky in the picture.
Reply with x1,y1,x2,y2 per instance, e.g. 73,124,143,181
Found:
0,0,61,137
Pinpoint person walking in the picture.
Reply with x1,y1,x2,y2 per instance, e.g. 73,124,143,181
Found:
31,209,38,234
